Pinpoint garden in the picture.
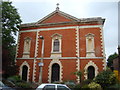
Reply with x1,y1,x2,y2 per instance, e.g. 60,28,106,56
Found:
1,68,120,90
66,69,120,90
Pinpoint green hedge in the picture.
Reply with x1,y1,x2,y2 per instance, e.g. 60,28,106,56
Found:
95,69,117,89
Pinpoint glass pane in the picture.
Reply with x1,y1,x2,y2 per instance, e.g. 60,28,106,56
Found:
53,39,59,52
57,85,69,90
43,85,55,90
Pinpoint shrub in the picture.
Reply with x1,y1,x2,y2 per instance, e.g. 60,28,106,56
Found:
80,79,93,87
16,82,31,88
7,75,33,88
95,69,117,89
7,75,21,83
88,82,102,90
74,84,81,90
81,85,90,90
107,83,120,90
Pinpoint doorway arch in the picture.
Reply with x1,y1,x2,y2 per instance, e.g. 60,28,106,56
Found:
87,66,95,79
22,65,28,81
51,63,60,82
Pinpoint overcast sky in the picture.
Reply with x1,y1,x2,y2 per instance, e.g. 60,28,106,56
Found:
10,0,119,59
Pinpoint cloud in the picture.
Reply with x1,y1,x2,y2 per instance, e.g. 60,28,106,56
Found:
9,0,120,2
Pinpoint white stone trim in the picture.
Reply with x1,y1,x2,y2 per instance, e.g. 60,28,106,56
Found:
19,61,30,82
16,57,105,60
20,25,102,33
15,32,21,63
48,59,63,83
100,25,106,70
51,33,62,58
32,31,39,82
75,26,80,83
84,61,98,79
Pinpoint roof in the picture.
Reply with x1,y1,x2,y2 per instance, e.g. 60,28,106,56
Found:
20,8,105,28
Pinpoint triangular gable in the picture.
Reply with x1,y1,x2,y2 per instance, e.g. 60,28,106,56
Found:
37,10,79,24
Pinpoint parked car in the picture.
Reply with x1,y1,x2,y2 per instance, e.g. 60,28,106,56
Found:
0,81,16,90
36,83,71,90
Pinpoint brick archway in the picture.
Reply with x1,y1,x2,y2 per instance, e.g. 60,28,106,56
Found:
84,61,98,79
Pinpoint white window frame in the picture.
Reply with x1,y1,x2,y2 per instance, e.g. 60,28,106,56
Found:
51,33,62,53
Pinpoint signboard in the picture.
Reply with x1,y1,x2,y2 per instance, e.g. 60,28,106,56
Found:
38,62,44,66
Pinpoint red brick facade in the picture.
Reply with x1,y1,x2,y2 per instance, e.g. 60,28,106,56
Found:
16,8,106,83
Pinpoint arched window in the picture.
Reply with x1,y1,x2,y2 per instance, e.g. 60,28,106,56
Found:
51,63,60,82
51,33,62,53
53,39,59,52
87,66,95,80
22,65,28,81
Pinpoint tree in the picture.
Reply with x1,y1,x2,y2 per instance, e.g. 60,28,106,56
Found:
2,1,22,77
74,71,83,83
107,52,118,69
95,69,117,89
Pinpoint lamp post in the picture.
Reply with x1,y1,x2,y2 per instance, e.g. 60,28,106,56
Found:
38,36,44,84
118,46,120,72
118,45,120,81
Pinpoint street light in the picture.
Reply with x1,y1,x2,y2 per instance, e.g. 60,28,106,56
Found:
38,35,44,84
117,46,120,68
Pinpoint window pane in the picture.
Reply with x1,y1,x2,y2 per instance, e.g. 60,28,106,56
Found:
43,85,55,90
57,85,69,90
53,39,59,52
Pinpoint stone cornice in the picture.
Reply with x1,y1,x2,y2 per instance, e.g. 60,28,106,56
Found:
16,57,105,60
20,18,105,29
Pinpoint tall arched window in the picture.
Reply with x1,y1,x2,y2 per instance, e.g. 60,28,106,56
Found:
87,66,95,80
51,63,60,82
22,65,28,81
53,39,59,52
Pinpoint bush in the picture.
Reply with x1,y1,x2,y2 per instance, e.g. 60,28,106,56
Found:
80,79,93,87
107,83,120,90
73,84,81,90
16,82,31,88
95,69,117,89
7,75,21,83
7,75,32,88
88,82,102,90
81,85,90,90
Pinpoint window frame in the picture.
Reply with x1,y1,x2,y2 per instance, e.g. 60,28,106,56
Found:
51,33,62,53
53,39,60,52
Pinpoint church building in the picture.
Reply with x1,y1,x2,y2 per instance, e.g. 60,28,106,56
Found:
16,5,106,83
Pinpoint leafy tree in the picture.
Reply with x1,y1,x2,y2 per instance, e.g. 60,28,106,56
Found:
2,1,22,77
74,71,83,83
2,1,21,48
94,69,117,89
107,52,118,69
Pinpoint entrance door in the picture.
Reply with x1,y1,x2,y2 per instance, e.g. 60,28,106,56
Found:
51,63,60,83
87,66,95,79
22,65,28,81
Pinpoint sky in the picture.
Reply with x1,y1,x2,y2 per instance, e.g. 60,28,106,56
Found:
9,0,119,59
